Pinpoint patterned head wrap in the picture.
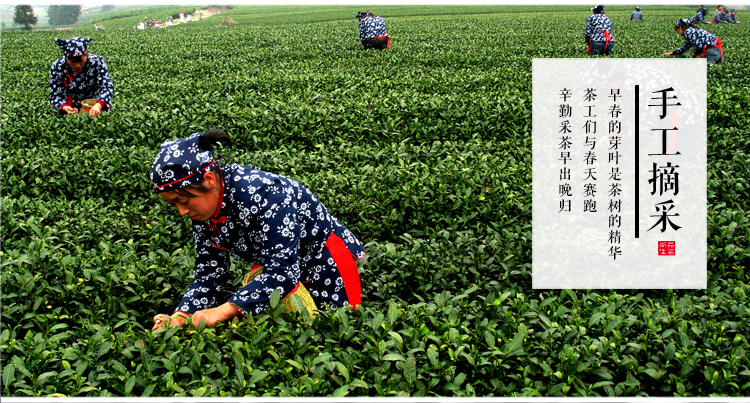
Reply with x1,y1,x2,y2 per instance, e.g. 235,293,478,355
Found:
150,132,217,193
55,37,91,57
676,18,693,27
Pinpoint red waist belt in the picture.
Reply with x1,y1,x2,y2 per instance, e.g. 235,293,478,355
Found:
703,37,723,60
588,31,612,54
602,30,612,52
325,232,362,309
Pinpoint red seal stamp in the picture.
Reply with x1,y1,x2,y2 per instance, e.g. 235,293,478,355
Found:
658,241,675,256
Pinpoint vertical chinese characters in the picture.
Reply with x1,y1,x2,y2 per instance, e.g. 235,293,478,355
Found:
558,88,573,213
582,88,598,215
608,89,623,259
533,59,706,289
646,88,683,235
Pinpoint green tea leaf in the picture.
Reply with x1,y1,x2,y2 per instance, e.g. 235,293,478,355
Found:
383,353,406,361
96,342,113,359
503,324,527,357
335,361,349,383
588,312,606,326
78,386,99,394
285,359,304,372
312,352,332,366
49,323,69,332
2,364,15,388
36,371,58,386
388,331,403,351
290,294,310,322
11,356,30,379
404,358,417,385
124,375,137,395
644,368,661,379
192,386,210,397
349,379,369,389
371,313,385,330
484,331,495,348
249,369,269,385
427,348,439,367
269,289,281,309
332,385,350,397
141,384,156,397
387,303,398,325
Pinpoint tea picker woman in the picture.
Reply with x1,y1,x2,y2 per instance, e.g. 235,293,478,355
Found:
709,6,728,24
663,18,723,64
357,11,390,50
691,7,709,24
725,9,741,24
150,130,365,330
584,5,615,55
630,6,643,21
49,37,114,116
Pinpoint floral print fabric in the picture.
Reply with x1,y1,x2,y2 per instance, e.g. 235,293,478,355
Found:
674,26,717,55
692,11,708,24
55,36,91,57
48,54,113,112
359,16,388,42
150,132,216,192
175,164,365,316
584,14,616,43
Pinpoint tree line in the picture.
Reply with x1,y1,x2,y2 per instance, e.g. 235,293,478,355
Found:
13,5,83,30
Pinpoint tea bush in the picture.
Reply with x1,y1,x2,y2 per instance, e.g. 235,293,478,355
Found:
1,5,749,397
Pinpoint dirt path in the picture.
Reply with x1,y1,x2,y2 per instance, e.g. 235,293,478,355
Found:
193,7,228,19
156,7,228,27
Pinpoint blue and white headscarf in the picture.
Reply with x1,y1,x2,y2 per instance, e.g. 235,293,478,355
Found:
150,132,217,193
676,18,694,27
55,37,91,57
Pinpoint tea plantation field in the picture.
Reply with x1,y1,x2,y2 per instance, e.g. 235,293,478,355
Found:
2,5,749,397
